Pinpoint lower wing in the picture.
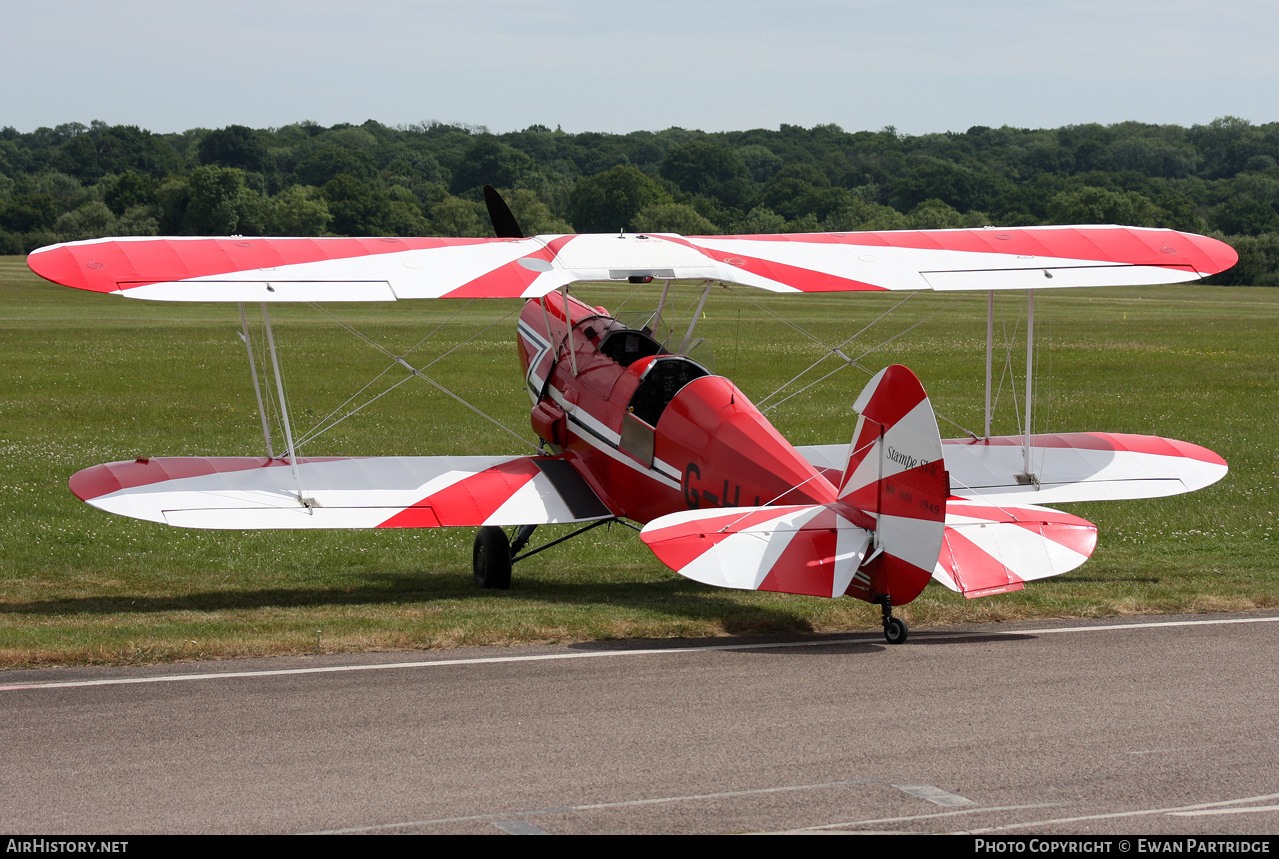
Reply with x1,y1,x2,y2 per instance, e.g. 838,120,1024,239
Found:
799,431,1227,505
70,454,612,529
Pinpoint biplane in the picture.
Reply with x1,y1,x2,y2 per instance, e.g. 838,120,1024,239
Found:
27,189,1236,643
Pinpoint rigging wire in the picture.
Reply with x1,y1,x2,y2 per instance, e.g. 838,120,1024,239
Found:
993,296,1022,438
747,289,926,409
758,293,971,418
286,302,536,453
294,299,476,445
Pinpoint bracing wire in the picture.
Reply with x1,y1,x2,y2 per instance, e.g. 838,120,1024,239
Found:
287,302,535,453
294,299,476,445
759,293,971,417
736,288,923,408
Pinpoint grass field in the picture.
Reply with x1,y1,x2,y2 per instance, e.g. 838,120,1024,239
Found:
2,255,1277,667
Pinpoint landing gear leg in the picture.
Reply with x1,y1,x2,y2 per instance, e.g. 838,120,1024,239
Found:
473,526,512,590
878,594,908,645
471,519,631,589
509,524,538,557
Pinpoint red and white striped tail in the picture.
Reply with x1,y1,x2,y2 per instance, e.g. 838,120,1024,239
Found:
641,365,948,607
640,504,873,598
935,500,1098,598
837,365,948,606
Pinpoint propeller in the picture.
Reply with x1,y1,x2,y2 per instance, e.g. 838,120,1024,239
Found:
483,185,524,239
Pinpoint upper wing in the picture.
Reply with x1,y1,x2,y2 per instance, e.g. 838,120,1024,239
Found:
799,431,1227,505
27,226,1236,302
70,454,612,529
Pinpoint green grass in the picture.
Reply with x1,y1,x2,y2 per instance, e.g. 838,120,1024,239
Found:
2,255,1277,667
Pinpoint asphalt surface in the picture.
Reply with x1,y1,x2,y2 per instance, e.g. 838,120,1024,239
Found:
3,612,1278,834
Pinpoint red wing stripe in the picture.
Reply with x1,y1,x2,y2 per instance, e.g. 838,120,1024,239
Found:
648,233,885,293
29,237,505,293
441,244,561,299
377,458,543,528
718,250,887,293
702,227,1237,275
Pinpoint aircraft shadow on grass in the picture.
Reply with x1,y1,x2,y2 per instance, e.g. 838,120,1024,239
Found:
7,574,816,633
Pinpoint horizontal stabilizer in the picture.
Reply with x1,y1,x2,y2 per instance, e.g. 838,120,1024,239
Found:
934,500,1098,598
640,505,873,598
29,226,1236,302
799,431,1227,505
70,455,612,529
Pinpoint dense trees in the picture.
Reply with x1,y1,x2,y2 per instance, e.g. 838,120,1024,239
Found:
3,116,1278,282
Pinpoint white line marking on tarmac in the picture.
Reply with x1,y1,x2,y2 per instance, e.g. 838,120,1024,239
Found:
893,783,974,807
960,792,1279,832
306,778,883,834
1169,805,1279,817
491,820,548,834
796,803,1072,832
3,614,1276,693
1128,747,1196,755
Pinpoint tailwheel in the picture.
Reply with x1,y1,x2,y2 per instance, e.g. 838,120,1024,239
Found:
473,526,512,589
877,594,908,644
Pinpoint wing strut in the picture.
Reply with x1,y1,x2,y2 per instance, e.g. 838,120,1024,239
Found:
984,290,994,439
983,289,1039,481
560,284,578,376
678,282,713,355
238,302,275,460
260,302,310,510
651,279,672,336
1021,290,1037,483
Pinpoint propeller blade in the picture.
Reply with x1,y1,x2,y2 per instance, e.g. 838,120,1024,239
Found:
483,185,524,239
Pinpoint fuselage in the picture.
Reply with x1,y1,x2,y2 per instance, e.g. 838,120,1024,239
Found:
516,292,838,523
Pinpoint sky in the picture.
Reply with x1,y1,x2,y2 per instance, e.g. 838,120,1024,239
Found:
4,0,1274,136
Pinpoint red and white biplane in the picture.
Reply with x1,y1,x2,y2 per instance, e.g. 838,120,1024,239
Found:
28,190,1235,643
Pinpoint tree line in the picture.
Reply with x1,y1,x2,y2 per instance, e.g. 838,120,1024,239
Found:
2,116,1277,285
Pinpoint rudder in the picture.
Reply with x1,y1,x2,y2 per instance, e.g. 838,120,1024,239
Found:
837,365,948,606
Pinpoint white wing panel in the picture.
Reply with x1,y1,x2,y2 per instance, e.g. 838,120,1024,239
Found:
552,233,722,281
942,434,1227,504
121,280,397,302
800,432,1227,505
72,455,611,530
921,265,1198,291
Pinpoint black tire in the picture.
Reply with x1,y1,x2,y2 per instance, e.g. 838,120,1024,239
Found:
473,527,512,589
884,616,908,645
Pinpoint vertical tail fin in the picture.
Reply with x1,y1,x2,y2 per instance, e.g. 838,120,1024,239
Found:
838,365,948,605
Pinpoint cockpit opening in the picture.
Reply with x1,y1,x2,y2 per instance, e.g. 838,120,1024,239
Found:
599,328,666,367
629,356,710,426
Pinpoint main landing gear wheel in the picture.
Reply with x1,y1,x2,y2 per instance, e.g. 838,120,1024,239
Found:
473,526,512,589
